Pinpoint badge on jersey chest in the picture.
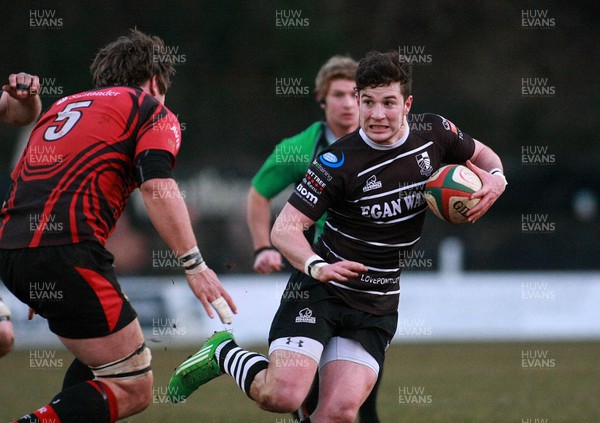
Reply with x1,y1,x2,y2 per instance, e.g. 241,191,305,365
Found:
415,151,433,177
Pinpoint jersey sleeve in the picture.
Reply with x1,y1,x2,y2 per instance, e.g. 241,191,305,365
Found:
287,149,344,222
134,97,181,164
252,122,322,199
430,114,475,163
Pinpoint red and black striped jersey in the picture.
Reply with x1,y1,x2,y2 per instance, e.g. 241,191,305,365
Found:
0,86,181,248
288,113,476,315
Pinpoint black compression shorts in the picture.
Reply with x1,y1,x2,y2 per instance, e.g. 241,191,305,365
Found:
0,241,137,338
268,269,398,369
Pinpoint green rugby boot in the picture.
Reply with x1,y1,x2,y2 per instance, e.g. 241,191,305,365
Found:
168,330,234,403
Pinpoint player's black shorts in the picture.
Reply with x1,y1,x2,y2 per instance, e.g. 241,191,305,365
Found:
0,241,137,339
268,270,398,369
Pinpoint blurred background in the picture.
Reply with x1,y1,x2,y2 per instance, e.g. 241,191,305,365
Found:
2,0,598,276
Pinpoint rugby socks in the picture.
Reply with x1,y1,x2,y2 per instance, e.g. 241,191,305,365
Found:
216,339,269,398
62,358,94,390
13,380,118,423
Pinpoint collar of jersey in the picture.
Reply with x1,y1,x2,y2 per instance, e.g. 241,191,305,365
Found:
359,127,410,150
323,123,338,145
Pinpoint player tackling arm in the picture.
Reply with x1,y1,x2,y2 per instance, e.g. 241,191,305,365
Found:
140,177,236,321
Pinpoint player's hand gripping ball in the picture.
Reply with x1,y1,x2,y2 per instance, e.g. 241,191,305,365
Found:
424,164,482,224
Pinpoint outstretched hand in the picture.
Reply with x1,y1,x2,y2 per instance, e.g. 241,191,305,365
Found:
186,268,238,324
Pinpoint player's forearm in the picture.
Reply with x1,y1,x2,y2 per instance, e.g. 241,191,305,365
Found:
470,140,503,173
140,178,197,255
271,203,315,272
247,187,273,249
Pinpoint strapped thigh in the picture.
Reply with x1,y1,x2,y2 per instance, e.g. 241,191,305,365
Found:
91,342,152,381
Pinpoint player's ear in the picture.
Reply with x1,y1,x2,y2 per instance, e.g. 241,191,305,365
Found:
403,95,413,115
149,75,160,97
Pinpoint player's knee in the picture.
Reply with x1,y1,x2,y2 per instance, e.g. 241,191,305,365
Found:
321,398,360,423
257,383,304,413
126,372,154,413
91,343,153,415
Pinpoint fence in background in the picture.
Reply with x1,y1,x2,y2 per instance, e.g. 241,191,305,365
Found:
3,271,599,348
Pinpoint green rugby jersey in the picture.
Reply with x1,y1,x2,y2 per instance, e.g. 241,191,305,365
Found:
252,121,330,243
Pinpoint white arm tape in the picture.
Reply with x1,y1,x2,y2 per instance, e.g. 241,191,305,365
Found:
185,261,208,275
303,254,324,276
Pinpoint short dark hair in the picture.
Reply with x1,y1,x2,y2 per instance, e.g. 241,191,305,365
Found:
90,29,175,94
355,50,412,99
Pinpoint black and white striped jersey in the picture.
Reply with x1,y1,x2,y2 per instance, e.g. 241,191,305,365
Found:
287,113,476,315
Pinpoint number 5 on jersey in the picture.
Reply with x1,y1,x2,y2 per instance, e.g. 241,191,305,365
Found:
44,100,93,141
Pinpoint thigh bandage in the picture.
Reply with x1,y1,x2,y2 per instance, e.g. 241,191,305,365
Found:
91,343,152,381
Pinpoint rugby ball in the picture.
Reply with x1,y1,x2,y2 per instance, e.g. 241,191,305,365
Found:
424,164,482,224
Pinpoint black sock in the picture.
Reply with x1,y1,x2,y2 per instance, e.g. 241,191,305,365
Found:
217,340,269,398
62,358,94,390
13,380,117,423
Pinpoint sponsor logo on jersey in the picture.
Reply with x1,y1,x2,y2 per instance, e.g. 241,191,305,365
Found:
441,117,465,140
441,117,457,134
295,184,319,205
304,168,326,192
319,151,345,168
361,198,403,219
295,308,316,324
361,191,426,219
362,175,382,192
312,160,333,181
415,152,433,176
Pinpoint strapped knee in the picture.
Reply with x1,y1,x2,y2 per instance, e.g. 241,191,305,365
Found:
91,343,152,381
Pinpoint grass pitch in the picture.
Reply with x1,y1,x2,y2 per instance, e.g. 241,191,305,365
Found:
0,341,598,422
